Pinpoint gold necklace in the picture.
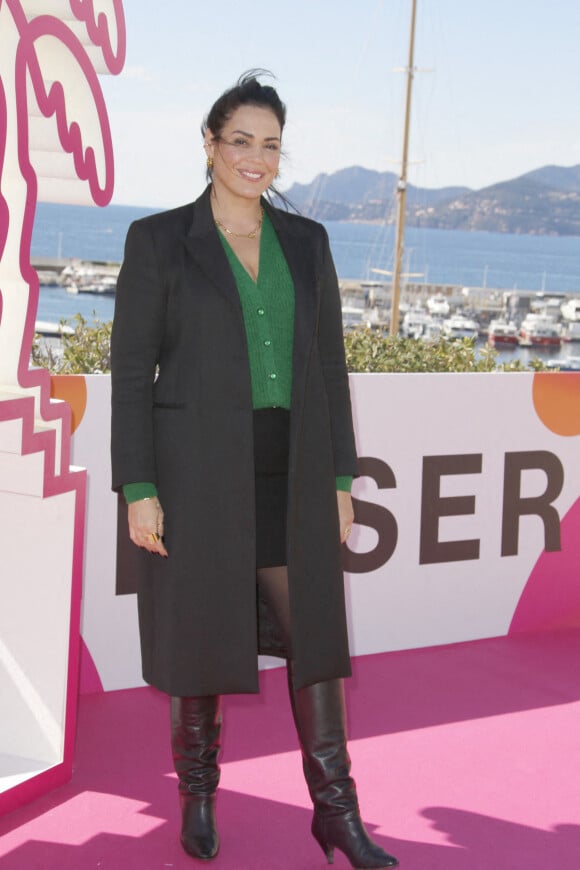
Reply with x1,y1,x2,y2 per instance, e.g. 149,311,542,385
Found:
215,207,263,239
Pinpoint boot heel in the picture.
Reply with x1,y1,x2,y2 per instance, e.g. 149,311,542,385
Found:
313,810,398,868
312,816,334,864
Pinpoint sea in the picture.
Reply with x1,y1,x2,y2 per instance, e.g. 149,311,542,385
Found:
32,201,580,366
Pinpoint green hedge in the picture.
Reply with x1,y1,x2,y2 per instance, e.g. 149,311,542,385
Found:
33,318,550,374
344,328,549,372
33,314,112,374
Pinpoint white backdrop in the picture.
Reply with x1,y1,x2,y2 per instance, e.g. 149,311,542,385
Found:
65,372,580,692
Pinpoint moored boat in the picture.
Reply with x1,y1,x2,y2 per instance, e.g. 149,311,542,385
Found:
560,298,580,323
59,262,118,295
519,314,562,347
426,292,450,317
35,320,74,337
561,320,580,342
402,306,432,338
423,319,444,341
546,355,580,371
442,313,479,340
77,275,117,295
487,318,519,347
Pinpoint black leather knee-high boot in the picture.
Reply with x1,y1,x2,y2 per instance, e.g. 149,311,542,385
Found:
287,668,398,868
170,695,222,860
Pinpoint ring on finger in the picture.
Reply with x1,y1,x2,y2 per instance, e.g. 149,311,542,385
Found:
147,532,160,544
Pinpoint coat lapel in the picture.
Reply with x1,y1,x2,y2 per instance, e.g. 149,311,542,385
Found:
183,186,243,317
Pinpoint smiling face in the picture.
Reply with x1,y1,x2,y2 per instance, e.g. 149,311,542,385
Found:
205,104,281,204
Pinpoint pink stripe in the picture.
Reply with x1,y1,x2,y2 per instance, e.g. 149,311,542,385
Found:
509,496,580,634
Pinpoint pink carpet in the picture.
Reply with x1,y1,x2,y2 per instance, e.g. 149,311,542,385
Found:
1,629,579,869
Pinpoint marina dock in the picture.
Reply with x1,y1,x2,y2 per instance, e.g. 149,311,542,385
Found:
338,278,579,337
32,259,580,360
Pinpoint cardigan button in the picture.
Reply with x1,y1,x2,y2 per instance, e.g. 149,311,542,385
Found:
264,339,271,347
269,372,277,380
257,307,265,315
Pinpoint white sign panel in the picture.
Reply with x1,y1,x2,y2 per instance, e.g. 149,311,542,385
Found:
59,373,580,692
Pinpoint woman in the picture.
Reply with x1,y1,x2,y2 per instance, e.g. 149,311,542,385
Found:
111,71,398,868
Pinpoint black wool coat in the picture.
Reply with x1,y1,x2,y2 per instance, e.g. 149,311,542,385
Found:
110,186,358,696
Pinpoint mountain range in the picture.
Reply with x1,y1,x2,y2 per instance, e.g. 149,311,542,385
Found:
283,164,580,236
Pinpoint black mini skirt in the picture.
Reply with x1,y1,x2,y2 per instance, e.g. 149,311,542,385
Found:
253,408,289,568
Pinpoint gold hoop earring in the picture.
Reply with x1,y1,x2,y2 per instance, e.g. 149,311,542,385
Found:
206,156,214,170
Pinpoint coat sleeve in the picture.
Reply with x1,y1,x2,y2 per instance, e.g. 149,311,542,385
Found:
316,225,359,478
110,218,167,491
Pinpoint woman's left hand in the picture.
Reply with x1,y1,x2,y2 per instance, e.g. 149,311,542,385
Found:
337,490,354,544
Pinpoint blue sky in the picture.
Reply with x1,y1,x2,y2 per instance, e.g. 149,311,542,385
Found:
102,0,580,207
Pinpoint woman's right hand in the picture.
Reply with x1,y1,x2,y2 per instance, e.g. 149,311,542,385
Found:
128,497,168,557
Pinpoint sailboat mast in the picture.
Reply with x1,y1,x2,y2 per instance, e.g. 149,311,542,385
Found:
389,0,417,336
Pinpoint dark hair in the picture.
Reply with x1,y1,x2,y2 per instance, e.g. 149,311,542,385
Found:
202,69,292,206
202,69,286,142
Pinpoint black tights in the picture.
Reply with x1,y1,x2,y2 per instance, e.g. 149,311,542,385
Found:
256,565,292,658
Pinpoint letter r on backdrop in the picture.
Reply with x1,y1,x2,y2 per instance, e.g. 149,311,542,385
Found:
501,450,563,556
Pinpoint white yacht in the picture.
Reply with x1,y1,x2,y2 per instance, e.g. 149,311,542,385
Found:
562,321,580,342
442,314,479,340
426,293,450,317
402,306,432,339
487,319,519,347
546,356,580,371
560,298,580,322
519,313,562,346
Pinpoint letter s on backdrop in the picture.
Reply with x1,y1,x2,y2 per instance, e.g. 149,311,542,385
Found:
343,457,398,574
